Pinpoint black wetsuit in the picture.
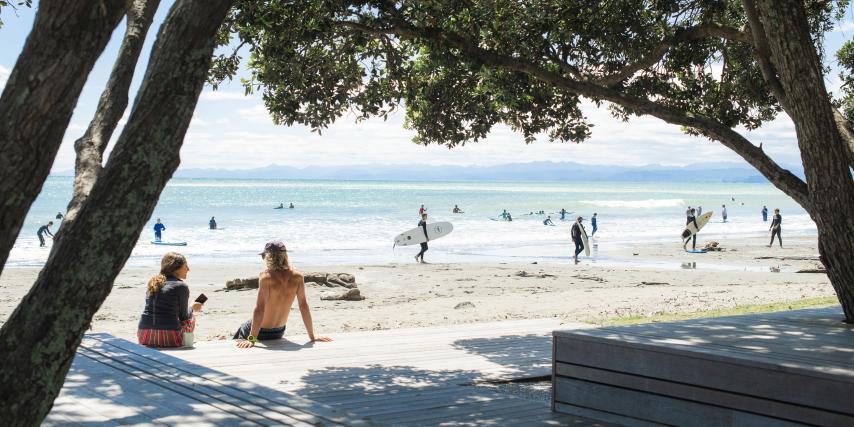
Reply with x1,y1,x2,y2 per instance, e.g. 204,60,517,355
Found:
37,225,53,247
685,215,698,250
416,219,428,260
571,223,584,257
770,214,782,247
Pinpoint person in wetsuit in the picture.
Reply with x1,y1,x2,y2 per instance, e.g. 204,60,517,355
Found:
768,209,782,247
571,217,584,264
683,208,699,250
209,216,217,230
591,213,598,237
543,216,554,226
415,213,429,263
154,218,166,241
762,206,768,222
560,208,567,221
37,222,54,247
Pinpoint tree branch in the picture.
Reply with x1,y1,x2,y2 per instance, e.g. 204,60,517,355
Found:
834,108,854,169
741,0,790,114
596,24,751,87
333,18,811,208
66,0,161,221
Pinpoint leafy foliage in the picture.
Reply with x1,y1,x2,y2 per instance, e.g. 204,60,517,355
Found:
837,40,854,122
213,0,848,147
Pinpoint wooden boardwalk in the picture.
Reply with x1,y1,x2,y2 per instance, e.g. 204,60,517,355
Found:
47,319,610,426
553,307,854,426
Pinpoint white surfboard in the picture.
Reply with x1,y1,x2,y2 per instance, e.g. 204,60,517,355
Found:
681,211,713,239
580,224,590,256
151,241,187,246
394,222,453,246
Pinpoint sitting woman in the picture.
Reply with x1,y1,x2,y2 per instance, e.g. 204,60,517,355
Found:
138,252,202,347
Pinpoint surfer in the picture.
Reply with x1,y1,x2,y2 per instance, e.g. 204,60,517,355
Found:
768,209,782,247
560,208,567,221
55,211,63,220
275,203,284,209
682,208,699,250
721,204,728,222
209,216,217,230
762,206,768,222
506,212,513,222
37,221,54,247
500,209,508,220
234,241,332,348
453,205,464,213
154,218,166,241
591,213,598,237
543,216,554,226
289,202,294,209
571,217,584,264
415,213,429,263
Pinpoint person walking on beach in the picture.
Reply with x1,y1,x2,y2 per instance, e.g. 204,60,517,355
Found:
37,222,54,247
591,213,598,237
683,208,699,251
571,217,585,264
415,213,430,263
762,206,768,222
235,241,332,348
154,218,166,241
721,204,728,222
209,217,217,230
697,206,703,216
543,216,554,226
768,209,782,248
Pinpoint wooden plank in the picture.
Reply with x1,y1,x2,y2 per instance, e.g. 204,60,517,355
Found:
373,397,536,424
554,377,804,427
556,362,854,426
554,335,854,413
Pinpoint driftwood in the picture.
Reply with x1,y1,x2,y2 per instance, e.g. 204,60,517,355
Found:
226,272,357,291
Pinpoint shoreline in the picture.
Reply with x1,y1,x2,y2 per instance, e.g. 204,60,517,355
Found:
1,236,835,343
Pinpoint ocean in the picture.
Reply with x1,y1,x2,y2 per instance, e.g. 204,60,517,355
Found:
9,177,816,268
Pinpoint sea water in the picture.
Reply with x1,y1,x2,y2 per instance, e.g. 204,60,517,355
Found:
9,177,815,268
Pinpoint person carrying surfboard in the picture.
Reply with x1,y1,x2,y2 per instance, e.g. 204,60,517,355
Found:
415,213,430,263
154,218,166,242
571,217,585,264
683,208,699,250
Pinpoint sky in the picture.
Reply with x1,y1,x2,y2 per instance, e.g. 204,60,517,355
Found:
1,2,852,172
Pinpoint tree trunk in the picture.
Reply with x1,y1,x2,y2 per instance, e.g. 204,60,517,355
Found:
756,0,854,321
66,0,162,222
0,0,234,424
0,0,127,275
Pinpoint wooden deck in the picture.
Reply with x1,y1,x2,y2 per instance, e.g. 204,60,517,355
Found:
552,307,854,426
47,319,610,426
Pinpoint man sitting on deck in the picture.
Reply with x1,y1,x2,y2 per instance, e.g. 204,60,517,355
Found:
234,241,332,348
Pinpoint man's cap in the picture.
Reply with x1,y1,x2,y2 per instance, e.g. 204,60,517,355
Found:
259,241,287,254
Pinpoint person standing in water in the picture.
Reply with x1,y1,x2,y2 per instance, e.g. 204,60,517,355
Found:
209,217,217,230
591,213,598,237
453,204,464,213
55,211,63,220
683,208,699,250
506,212,513,221
768,209,782,247
37,222,54,247
721,204,728,222
415,213,430,263
560,208,566,221
500,209,508,220
762,206,768,222
154,218,166,241
289,202,294,209
571,217,584,264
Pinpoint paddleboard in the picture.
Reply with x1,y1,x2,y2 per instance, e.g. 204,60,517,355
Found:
151,241,187,246
394,222,453,246
580,224,590,256
686,249,707,253
681,211,713,240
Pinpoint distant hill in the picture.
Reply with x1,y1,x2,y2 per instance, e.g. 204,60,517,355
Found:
167,161,804,182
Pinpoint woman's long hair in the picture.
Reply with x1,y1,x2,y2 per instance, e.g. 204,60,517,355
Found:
264,249,290,272
147,252,186,295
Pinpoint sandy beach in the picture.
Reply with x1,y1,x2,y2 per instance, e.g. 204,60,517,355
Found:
0,235,835,343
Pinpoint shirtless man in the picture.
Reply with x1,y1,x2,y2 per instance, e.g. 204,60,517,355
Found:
235,241,332,348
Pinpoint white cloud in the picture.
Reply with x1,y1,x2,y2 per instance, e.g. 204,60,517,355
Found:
834,21,854,32
200,90,254,101
0,65,10,90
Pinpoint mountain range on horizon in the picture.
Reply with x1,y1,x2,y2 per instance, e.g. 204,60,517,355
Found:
53,161,805,183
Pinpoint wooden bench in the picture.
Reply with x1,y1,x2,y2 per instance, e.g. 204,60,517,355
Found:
552,307,854,426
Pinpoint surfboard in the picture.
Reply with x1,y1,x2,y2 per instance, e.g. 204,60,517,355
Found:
394,222,453,246
151,241,187,246
686,249,707,253
580,224,590,256
681,211,713,240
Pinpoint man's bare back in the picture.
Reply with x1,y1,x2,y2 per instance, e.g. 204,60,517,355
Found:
256,269,301,329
